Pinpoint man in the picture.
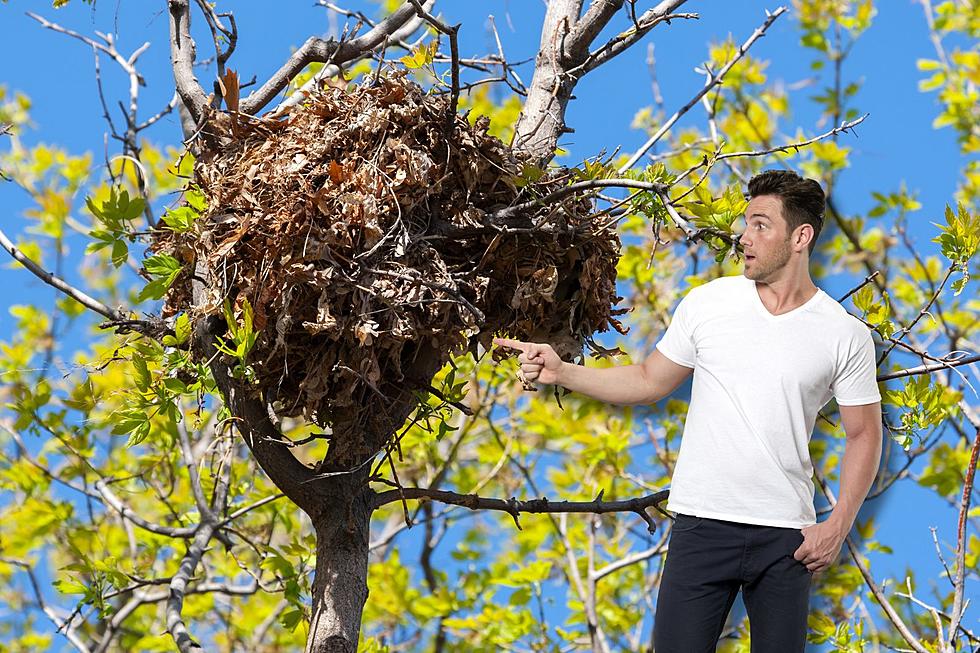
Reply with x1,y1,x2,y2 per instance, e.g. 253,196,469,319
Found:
493,169,883,652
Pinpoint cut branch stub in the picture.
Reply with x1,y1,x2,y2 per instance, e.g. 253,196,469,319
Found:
150,71,628,463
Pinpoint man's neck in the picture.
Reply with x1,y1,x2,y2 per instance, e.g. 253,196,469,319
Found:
754,271,818,312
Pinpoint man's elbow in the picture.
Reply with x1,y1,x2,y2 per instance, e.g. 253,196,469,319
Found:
635,364,666,405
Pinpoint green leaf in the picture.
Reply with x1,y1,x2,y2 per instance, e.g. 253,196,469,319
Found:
400,41,437,69
110,239,129,268
852,285,874,312
132,355,151,392
52,578,89,596
280,608,305,632
143,254,182,277
126,420,151,447
138,254,183,302
174,313,191,345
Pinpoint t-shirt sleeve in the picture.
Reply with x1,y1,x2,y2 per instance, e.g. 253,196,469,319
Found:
831,326,882,406
655,291,697,368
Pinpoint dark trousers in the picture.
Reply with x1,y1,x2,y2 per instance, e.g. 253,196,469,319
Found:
653,513,813,652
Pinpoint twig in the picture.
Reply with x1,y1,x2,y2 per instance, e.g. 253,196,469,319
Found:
0,557,91,652
490,177,668,222
240,0,426,116
876,354,980,382
0,226,126,321
675,114,869,189
946,425,980,649
815,472,932,653
572,4,698,76
619,6,788,171
406,0,461,133
278,1,438,111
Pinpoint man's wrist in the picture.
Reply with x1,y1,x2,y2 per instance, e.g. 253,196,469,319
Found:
554,360,569,386
826,511,853,538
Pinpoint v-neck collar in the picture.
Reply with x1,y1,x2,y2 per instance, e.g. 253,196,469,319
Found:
748,277,825,321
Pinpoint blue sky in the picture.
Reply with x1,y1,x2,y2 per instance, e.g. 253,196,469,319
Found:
0,1,975,650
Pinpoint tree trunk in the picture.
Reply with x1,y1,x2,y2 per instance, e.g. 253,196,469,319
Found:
511,0,583,165
305,471,374,653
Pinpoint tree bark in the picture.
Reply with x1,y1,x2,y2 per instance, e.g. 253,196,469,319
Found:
305,471,374,653
511,0,584,165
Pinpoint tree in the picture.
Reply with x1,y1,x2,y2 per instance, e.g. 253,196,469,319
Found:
0,0,977,651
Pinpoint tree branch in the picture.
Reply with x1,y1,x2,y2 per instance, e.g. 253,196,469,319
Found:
947,425,980,649
406,0,461,133
575,6,698,76
188,265,326,517
876,354,980,381
567,0,626,58
371,487,671,533
276,1,434,112
815,471,932,653
166,521,217,652
0,225,125,321
619,6,787,171
168,0,211,127
0,557,91,653
239,0,426,116
489,177,668,222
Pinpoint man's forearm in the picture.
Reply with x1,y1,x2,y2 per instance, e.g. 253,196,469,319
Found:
555,362,655,405
827,431,882,535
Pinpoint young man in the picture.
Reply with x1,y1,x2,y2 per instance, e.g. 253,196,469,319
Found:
494,169,883,652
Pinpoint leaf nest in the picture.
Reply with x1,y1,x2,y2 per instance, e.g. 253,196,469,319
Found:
151,70,629,427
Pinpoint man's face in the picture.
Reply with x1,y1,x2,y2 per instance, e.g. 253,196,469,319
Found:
737,195,795,281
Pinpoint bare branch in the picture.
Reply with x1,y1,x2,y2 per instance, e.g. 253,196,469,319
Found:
669,114,870,201
490,177,669,222
277,1,434,112
406,0,461,133
567,0,627,57
575,8,698,76
166,520,217,651
193,0,237,79
619,6,788,171
240,1,426,116
95,479,197,538
815,471,932,653
0,226,126,321
511,0,583,162
876,354,980,382
558,512,612,653
947,425,980,649
371,487,670,534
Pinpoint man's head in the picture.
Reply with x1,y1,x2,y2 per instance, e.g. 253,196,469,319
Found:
738,170,826,281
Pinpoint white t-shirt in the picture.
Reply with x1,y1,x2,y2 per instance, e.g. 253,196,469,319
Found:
655,274,882,528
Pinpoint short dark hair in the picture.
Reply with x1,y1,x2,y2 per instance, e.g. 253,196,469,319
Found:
747,169,826,256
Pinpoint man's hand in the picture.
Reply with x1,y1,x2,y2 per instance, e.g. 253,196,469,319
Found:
795,521,847,575
493,338,564,386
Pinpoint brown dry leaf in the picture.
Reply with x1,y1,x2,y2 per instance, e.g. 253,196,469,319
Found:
329,160,345,184
355,319,380,346
220,68,240,114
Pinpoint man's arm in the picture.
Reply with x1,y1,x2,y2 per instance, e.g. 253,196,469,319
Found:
556,349,693,405
826,401,883,536
493,338,693,405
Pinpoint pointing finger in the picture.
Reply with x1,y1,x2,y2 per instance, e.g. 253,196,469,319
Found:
493,337,528,353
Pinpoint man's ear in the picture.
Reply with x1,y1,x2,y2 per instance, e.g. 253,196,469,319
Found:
794,224,813,253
